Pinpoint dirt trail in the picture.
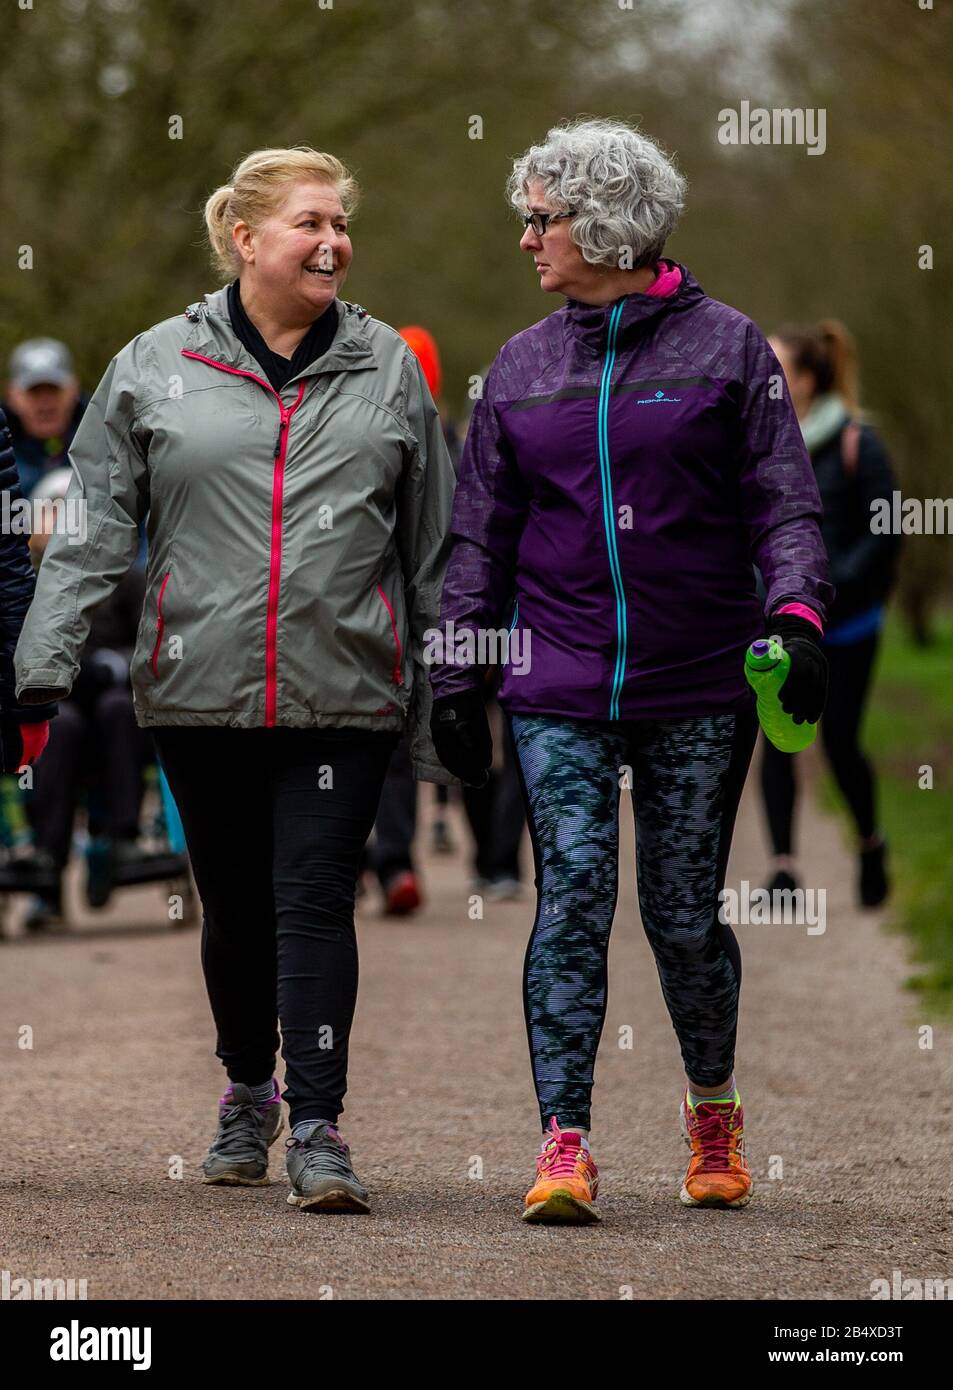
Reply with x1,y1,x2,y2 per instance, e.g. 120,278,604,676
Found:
2,750,951,1300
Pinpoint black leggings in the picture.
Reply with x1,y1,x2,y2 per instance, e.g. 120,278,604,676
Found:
760,633,880,854
152,726,398,1128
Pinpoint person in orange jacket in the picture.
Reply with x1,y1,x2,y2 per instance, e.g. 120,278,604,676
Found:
362,325,459,915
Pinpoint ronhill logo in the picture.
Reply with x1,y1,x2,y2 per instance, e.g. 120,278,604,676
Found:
637,389,681,405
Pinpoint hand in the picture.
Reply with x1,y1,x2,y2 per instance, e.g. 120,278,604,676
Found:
765,614,828,725
0,717,50,774
430,690,492,787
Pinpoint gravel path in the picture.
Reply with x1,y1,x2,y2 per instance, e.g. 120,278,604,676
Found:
2,749,951,1300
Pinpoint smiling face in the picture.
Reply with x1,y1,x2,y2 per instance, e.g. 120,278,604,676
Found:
233,178,352,322
518,177,591,299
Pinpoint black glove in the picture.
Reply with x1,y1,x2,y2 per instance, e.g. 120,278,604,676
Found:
0,716,31,774
765,613,829,725
430,690,492,787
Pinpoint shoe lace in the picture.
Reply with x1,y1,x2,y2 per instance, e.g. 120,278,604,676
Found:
538,1118,589,1179
689,1105,740,1172
212,1100,265,1160
289,1125,354,1179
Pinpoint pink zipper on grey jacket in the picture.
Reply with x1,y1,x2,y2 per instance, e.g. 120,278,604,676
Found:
180,350,306,726
13,288,458,781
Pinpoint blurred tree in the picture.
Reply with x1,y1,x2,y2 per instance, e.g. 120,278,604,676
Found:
0,0,616,401
1,0,948,631
599,0,953,640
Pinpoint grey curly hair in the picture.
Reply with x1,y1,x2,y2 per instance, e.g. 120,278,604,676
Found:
507,118,687,270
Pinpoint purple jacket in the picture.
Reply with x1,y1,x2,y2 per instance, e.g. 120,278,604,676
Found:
430,262,834,721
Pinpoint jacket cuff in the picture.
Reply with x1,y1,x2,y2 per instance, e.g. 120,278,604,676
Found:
15,686,69,706
772,602,824,635
15,667,72,705
767,612,824,649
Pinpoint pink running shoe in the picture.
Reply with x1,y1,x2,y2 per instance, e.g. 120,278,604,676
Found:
522,1116,600,1224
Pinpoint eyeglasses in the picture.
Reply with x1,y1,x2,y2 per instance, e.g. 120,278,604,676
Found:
522,209,577,236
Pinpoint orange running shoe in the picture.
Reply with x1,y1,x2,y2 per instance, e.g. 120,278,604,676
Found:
679,1087,752,1208
522,1116,600,1224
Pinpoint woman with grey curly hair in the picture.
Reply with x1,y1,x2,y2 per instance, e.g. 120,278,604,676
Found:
506,116,687,277
430,118,833,1222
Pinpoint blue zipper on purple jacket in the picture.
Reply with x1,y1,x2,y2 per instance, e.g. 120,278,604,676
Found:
597,300,627,719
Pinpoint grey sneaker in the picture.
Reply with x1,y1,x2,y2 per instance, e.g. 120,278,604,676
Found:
285,1122,371,1213
201,1082,284,1185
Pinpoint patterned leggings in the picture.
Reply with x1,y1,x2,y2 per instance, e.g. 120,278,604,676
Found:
508,704,760,1130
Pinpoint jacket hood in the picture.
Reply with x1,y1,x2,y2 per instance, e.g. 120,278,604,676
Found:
564,260,706,355
182,286,377,385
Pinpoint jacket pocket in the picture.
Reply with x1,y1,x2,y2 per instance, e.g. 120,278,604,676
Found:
150,571,172,678
375,583,404,688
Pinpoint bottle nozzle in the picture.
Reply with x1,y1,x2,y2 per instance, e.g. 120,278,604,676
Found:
746,636,784,672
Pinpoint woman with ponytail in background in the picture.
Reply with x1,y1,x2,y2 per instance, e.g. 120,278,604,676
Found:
762,321,901,908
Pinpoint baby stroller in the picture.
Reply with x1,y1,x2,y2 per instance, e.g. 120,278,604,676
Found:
0,758,198,937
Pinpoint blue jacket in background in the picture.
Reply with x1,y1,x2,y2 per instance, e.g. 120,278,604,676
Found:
0,406,57,724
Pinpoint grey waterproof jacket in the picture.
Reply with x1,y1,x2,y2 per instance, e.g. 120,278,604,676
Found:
13,289,456,782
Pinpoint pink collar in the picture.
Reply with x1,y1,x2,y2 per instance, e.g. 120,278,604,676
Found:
644,260,682,298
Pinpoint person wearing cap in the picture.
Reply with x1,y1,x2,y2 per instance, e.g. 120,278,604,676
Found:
397,328,467,864
398,326,465,471
399,330,528,901
390,334,530,899
364,324,463,915
16,468,151,930
3,339,87,501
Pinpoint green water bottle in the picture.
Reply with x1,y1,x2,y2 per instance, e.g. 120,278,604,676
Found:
744,637,818,753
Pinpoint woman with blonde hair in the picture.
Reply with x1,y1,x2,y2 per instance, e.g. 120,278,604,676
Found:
762,320,901,908
15,145,455,1214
